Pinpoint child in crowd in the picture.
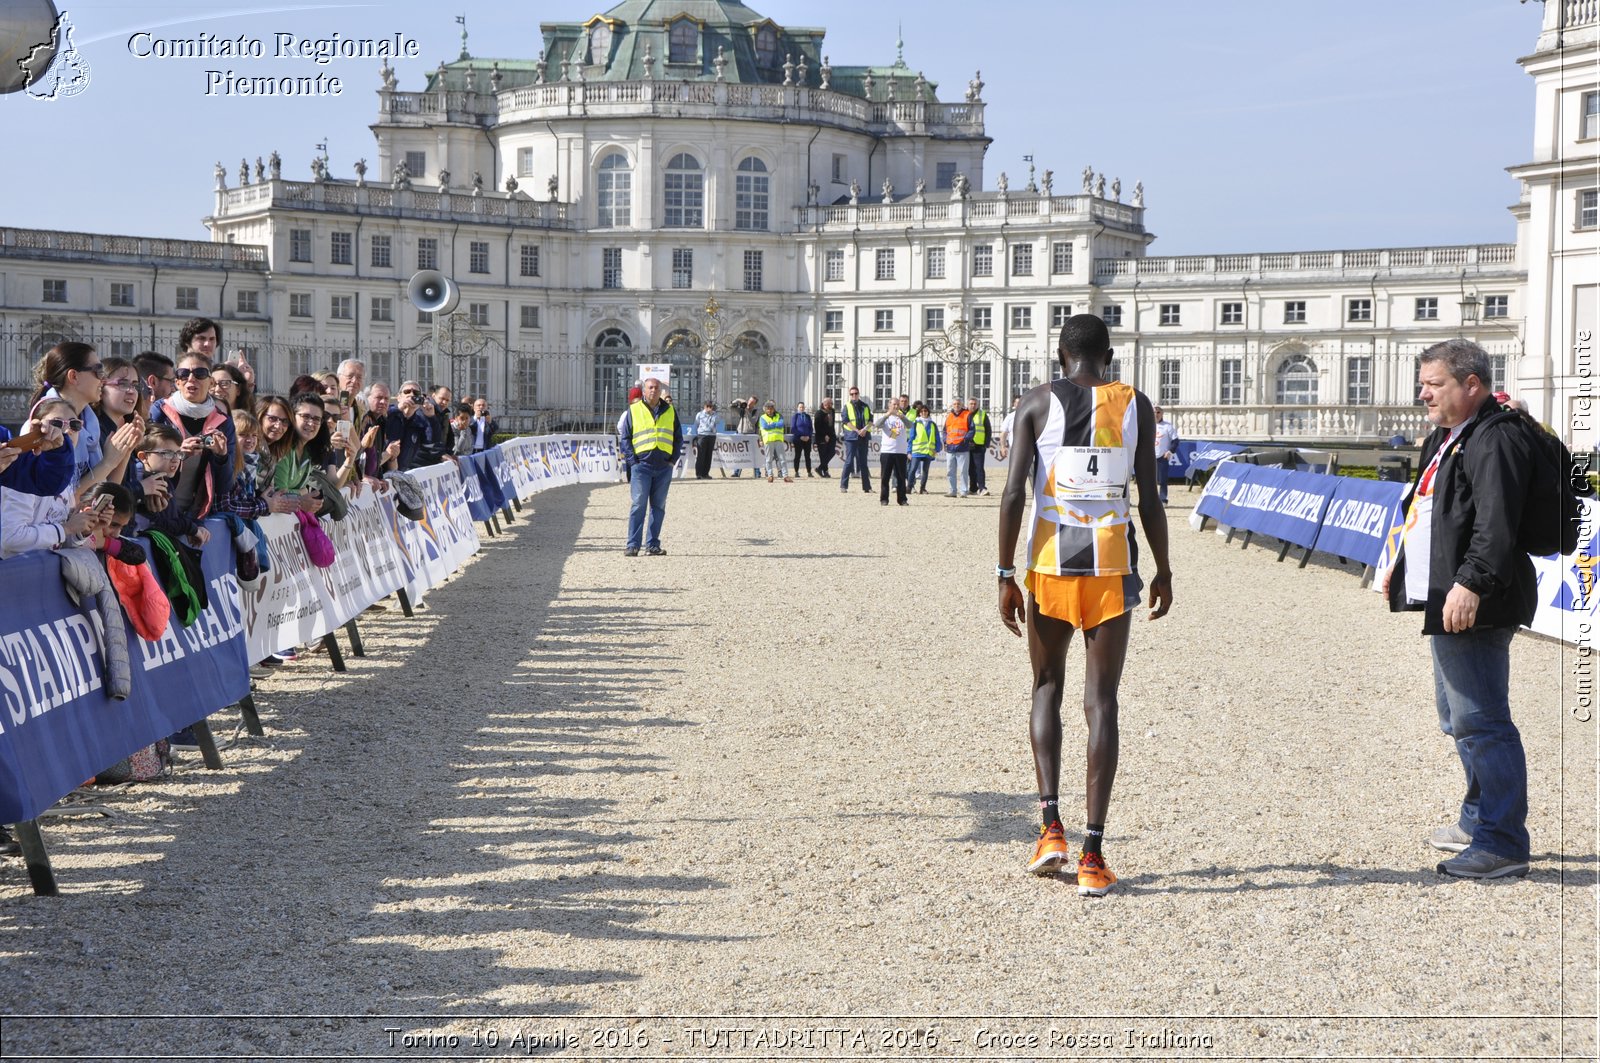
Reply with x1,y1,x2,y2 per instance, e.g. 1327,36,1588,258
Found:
452,403,475,458
134,425,208,544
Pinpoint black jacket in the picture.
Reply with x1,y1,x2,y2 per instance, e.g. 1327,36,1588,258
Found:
813,407,837,446
1387,398,1536,633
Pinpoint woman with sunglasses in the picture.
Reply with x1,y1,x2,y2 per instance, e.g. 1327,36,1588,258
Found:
147,352,236,538
209,363,252,415
28,342,142,501
1,398,117,558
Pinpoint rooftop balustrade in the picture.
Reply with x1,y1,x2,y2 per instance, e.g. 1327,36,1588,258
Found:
795,193,1144,234
212,179,574,229
1092,244,1518,283
0,227,266,270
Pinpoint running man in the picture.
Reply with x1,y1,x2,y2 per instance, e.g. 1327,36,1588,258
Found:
996,314,1173,895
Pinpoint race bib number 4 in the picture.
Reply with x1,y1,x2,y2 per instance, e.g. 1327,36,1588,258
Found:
1052,446,1128,500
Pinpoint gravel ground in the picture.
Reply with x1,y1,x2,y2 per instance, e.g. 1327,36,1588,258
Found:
0,474,1594,1061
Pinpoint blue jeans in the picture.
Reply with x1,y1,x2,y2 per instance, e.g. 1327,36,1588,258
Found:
841,436,872,491
1156,457,1171,503
1431,626,1529,861
946,450,970,496
909,454,933,491
627,461,672,551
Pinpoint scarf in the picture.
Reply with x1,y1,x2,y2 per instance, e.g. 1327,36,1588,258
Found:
163,393,217,421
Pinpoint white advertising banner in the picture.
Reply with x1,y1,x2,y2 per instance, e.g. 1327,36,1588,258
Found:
1527,496,1599,643
636,363,671,388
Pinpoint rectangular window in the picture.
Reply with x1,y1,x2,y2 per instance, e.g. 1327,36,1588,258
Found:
824,310,843,333
517,146,534,176
824,248,845,282
1347,356,1373,405
743,250,763,292
972,244,993,277
1348,298,1373,322
1483,294,1509,318
1414,296,1438,321
467,356,489,400
288,347,313,379
823,361,844,404
1009,360,1030,400
404,151,427,179
1107,358,1122,382
330,231,352,265
417,237,438,271
109,340,135,359
970,361,992,408
1011,306,1032,331
602,247,622,289
469,241,490,274
370,235,392,268
1220,358,1243,405
516,356,539,408
1584,91,1600,140
520,244,541,277
1490,354,1507,392
236,290,260,315
329,294,353,320
176,286,199,311
671,248,693,289
1159,359,1180,405
370,296,393,322
469,303,490,327
923,362,944,409
971,306,992,331
1284,300,1307,324
289,292,312,318
290,228,312,262
873,361,894,408
935,162,957,190
109,282,134,307
1050,304,1073,330
832,153,846,183
926,246,946,280
1159,303,1180,326
1051,241,1073,275
368,349,394,386
1580,188,1598,229
1220,301,1243,326
417,308,433,324
1101,304,1122,328
1011,243,1033,277
875,248,895,281
874,309,894,332
520,305,541,329
925,307,945,332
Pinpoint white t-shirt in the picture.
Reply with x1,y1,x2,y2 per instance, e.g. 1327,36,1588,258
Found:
1403,423,1466,605
877,413,909,454
1000,410,1017,441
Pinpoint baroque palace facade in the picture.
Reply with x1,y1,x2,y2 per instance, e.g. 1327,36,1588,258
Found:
0,0,1595,444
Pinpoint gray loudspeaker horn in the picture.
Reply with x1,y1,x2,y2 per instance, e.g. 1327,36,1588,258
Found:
407,270,460,315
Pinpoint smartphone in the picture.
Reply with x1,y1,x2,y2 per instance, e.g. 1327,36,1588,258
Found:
91,494,115,512
336,419,353,439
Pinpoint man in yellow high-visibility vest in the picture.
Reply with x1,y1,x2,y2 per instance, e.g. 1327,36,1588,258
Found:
618,377,681,556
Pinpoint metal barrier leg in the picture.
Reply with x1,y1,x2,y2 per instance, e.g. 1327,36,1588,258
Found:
322,631,347,673
1277,540,1292,563
344,619,366,658
482,520,498,537
1298,546,1314,569
1240,531,1253,550
192,718,223,770
501,505,515,524
237,694,264,737
396,589,415,618
12,820,58,897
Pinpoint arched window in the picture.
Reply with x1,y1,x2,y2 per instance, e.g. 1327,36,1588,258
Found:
1275,353,1318,405
593,327,633,417
735,157,769,231
754,25,778,68
730,329,771,399
668,20,697,64
663,153,704,228
660,328,704,409
588,22,613,66
596,152,631,228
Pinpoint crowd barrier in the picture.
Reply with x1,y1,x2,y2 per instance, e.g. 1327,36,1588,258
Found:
0,433,653,894
1193,458,1598,643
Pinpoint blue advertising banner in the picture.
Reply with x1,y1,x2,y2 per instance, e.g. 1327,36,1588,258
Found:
477,448,510,514
1197,465,1339,548
0,529,250,824
1312,478,1409,566
457,451,508,522
1194,461,1251,523
1185,441,1249,477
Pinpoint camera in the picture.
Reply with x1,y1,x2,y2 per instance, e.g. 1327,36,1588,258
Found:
200,432,216,445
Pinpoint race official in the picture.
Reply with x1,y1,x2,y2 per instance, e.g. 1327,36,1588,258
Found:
618,377,681,557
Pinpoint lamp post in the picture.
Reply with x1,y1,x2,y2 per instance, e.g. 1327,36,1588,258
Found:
1458,270,1525,395
915,315,1000,407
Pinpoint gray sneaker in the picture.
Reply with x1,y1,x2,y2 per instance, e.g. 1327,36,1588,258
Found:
1436,848,1530,880
1428,823,1473,853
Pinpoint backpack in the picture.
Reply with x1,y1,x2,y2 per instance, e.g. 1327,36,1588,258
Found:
1481,409,1590,557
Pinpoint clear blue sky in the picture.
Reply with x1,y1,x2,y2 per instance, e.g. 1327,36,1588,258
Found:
0,0,1536,255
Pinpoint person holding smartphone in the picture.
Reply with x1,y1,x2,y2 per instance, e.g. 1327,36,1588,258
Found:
147,352,235,539
1,398,111,557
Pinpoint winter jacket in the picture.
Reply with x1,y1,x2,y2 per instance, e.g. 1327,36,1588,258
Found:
58,546,131,700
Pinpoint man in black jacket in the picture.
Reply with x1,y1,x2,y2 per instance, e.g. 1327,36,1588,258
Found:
1384,338,1535,880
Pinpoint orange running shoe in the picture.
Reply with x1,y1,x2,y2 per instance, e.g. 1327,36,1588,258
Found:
1077,851,1118,896
1027,823,1070,875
